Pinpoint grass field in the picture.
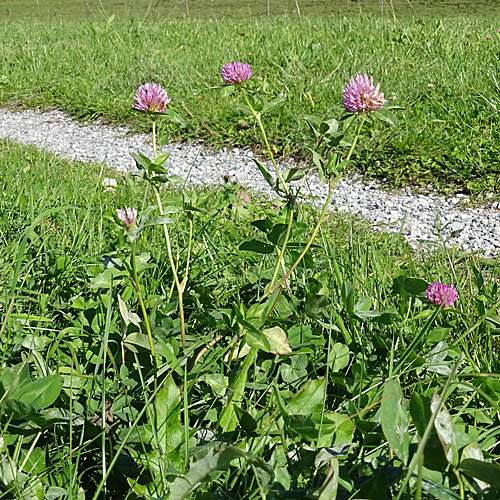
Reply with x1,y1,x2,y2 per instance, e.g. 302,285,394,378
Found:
1,1,500,498
2,0,500,21
2,128,500,498
1,14,500,194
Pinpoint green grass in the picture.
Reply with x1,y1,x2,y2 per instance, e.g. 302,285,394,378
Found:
1,7,500,496
1,15,500,195
1,132,500,498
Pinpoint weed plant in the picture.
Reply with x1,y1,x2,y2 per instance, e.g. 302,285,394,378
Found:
1,59,500,499
1,15,500,194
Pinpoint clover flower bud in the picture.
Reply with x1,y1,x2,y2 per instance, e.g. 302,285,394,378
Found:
116,207,138,231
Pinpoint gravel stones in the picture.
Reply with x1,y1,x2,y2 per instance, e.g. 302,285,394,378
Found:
1,108,499,256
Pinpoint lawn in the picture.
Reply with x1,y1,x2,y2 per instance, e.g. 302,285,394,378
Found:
1,13,500,194
1,1,500,498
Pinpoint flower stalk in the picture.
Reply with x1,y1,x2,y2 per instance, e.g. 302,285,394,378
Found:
241,90,290,198
131,242,156,359
150,118,188,350
263,118,365,298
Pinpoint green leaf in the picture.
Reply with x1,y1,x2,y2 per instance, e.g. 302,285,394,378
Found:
262,327,292,355
289,414,318,440
154,375,182,463
431,392,459,466
130,151,152,171
261,95,285,114
375,108,398,127
239,239,275,254
253,158,274,189
341,281,355,315
381,378,410,465
251,219,274,233
283,168,305,183
250,458,274,495
287,379,327,417
267,223,288,246
3,399,41,421
218,347,258,432
317,458,339,500
410,392,431,438
459,458,500,487
319,118,339,135
161,108,186,126
0,362,31,397
309,149,327,185
153,152,170,166
420,477,462,500
45,486,68,500
235,406,257,434
10,375,63,410
124,333,161,353
392,275,428,299
220,85,235,97
460,443,490,492
89,267,127,289
328,343,350,372
168,446,246,500
145,215,174,226
317,412,355,448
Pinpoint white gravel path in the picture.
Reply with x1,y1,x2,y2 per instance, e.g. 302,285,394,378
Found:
1,107,499,255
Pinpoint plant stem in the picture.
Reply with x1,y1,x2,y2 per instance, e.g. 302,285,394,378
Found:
152,187,187,349
150,119,187,349
269,202,294,289
268,174,307,290
415,443,423,500
152,119,157,161
263,117,365,298
242,89,290,197
131,242,156,358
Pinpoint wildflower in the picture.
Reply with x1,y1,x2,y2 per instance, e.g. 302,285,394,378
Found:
486,35,492,39
342,74,385,113
102,177,117,193
134,82,170,112
116,207,137,231
221,61,252,84
426,281,458,308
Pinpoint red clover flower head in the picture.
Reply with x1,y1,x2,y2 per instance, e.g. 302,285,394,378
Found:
426,281,458,308
116,207,138,231
134,82,170,113
342,74,385,113
221,61,252,84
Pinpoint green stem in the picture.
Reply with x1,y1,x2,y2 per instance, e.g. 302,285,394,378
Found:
268,174,307,290
415,443,423,500
242,90,290,197
152,119,157,161
263,177,336,299
269,203,294,289
152,187,187,350
150,119,187,349
131,242,156,358
263,117,365,298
